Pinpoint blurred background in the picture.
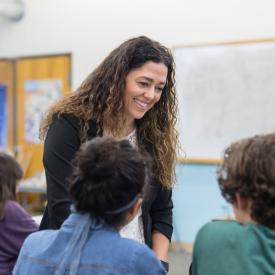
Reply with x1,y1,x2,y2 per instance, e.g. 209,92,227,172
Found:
1,1,275,274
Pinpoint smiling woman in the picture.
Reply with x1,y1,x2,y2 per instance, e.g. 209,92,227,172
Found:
123,61,168,124
39,36,178,272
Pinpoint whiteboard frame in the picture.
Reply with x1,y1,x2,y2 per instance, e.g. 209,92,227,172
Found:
173,37,275,163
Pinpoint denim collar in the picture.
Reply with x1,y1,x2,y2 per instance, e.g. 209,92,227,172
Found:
55,212,105,275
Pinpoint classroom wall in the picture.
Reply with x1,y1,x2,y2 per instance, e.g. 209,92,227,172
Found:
1,0,275,89
1,0,275,243
173,163,232,244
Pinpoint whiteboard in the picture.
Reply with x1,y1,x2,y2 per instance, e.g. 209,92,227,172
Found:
175,40,275,159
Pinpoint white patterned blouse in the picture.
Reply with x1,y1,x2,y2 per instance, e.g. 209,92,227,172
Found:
119,129,145,244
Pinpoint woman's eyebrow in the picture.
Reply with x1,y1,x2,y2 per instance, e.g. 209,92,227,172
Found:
138,76,166,85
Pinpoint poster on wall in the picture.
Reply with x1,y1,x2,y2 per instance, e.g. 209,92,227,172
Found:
0,84,7,150
24,79,63,144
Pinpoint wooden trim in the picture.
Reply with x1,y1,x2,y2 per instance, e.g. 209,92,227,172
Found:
177,157,222,164
15,53,71,60
0,58,13,61
0,59,14,151
12,59,17,149
172,37,275,50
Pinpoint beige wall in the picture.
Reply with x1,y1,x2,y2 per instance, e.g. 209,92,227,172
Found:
0,0,275,89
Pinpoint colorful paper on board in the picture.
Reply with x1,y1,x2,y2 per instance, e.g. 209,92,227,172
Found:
24,79,62,143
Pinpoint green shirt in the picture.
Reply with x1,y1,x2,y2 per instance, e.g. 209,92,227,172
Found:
192,221,275,275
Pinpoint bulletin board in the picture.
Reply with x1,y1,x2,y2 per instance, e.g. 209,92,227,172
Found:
15,54,71,177
174,39,275,160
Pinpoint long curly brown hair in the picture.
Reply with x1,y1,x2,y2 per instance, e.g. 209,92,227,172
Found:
217,133,275,228
40,36,178,188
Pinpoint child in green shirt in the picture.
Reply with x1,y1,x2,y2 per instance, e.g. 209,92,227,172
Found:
192,133,275,275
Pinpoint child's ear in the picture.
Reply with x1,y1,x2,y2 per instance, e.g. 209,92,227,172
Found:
235,192,251,211
122,197,143,227
128,197,143,217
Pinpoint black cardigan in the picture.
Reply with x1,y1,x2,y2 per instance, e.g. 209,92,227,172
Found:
39,115,173,247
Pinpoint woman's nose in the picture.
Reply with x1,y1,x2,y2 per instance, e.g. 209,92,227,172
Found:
144,87,155,100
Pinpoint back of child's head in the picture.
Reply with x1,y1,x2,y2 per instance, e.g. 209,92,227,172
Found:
0,153,23,219
217,133,275,228
69,137,150,226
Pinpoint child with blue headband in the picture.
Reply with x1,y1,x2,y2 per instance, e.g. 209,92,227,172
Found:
13,137,166,274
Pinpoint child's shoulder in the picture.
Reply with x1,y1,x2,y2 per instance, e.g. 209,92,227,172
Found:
196,220,244,245
201,220,241,231
117,238,165,273
118,236,151,253
4,200,28,216
5,199,22,210
111,236,157,262
21,229,57,253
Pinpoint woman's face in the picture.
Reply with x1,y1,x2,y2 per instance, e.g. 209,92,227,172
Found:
123,61,168,122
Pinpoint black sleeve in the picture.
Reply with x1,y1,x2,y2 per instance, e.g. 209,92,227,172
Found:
150,185,173,241
42,115,81,229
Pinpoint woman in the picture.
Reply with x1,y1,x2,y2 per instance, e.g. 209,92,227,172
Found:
0,153,38,275
14,137,166,274
39,36,178,270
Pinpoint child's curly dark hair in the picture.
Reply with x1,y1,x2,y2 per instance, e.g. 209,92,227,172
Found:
217,133,275,228
68,137,151,226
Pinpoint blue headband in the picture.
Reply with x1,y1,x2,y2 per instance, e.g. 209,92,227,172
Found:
104,194,141,215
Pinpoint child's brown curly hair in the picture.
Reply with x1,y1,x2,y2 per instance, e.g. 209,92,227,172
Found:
217,133,275,228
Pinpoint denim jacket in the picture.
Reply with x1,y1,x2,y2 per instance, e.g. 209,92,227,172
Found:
13,213,165,275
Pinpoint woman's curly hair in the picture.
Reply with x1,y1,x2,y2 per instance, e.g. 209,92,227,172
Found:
40,36,178,189
217,133,275,228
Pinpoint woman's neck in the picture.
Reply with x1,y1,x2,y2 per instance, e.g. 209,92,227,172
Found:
122,125,136,137
122,116,136,137
104,119,135,138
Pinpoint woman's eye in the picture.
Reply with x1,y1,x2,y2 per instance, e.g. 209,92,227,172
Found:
138,82,149,87
156,86,163,92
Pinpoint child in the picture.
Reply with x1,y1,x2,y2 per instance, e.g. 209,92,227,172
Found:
13,137,166,274
0,153,38,275
192,133,275,275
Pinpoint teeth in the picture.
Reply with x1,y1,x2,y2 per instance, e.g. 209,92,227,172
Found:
134,99,148,108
